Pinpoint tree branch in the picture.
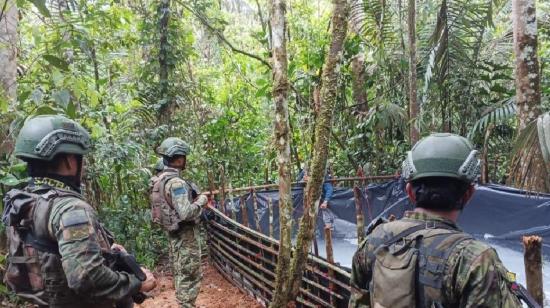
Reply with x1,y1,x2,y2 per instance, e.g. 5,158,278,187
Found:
177,0,271,68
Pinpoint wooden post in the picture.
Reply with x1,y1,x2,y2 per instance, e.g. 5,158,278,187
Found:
228,182,236,221
240,195,249,227
353,186,365,243
219,165,227,214
268,197,274,239
207,169,216,202
324,226,335,306
523,235,544,306
251,189,262,232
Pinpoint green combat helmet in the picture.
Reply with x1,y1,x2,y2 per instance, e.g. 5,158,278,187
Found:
153,158,165,173
14,115,91,161
402,133,480,183
156,137,190,157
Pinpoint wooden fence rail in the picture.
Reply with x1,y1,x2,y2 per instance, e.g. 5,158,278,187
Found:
207,206,352,307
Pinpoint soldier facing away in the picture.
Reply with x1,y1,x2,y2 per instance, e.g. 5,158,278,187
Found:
2,115,156,308
149,137,209,307
349,133,522,308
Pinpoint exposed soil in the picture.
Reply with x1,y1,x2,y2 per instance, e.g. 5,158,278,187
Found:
136,262,262,308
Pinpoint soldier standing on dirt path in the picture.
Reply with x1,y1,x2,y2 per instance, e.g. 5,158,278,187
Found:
2,115,157,308
349,133,522,308
149,137,209,308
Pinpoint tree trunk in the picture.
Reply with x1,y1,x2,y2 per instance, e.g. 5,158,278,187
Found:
0,0,17,255
158,0,171,123
408,0,419,144
0,0,17,103
512,0,541,131
351,53,367,116
269,0,293,307
284,0,349,304
508,0,547,192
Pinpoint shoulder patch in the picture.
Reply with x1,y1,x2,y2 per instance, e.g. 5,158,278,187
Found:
173,186,187,196
61,209,89,227
61,209,91,241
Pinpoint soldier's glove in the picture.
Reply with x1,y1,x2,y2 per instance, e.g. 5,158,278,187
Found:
196,194,208,207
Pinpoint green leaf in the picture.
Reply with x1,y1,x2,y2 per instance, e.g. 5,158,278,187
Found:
34,105,59,116
0,174,21,186
53,89,71,108
66,101,76,118
43,55,69,71
29,0,51,17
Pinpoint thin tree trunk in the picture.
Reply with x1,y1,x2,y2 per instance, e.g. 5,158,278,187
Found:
158,0,171,123
351,53,367,116
284,0,349,304
408,0,419,144
269,0,292,306
508,0,547,192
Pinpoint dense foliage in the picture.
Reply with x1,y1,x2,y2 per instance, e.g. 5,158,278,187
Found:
0,0,549,269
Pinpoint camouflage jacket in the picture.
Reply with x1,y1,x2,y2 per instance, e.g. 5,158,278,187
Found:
349,211,522,308
161,168,202,224
5,177,142,307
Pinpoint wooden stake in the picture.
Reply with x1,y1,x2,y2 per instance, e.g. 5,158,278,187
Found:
240,195,249,227
268,197,274,239
353,186,365,243
219,165,227,214
324,226,335,306
251,189,262,232
523,235,544,306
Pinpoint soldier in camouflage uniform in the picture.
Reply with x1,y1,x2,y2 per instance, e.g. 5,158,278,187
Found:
2,115,156,308
349,133,522,308
149,137,209,307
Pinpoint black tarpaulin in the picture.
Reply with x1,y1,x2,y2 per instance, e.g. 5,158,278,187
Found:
220,179,550,257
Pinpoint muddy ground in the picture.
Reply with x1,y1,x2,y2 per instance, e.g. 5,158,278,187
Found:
136,262,262,308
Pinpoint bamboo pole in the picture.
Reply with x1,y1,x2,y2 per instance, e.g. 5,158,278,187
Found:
211,237,333,307
203,175,396,196
208,224,347,300
523,235,544,305
208,205,352,278
207,211,351,291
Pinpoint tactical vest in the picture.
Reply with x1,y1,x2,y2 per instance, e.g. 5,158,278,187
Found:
2,186,113,307
149,171,182,232
366,219,473,308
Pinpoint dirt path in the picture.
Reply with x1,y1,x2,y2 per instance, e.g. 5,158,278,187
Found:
136,263,262,308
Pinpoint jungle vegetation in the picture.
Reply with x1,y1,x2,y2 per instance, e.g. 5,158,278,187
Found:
0,0,549,302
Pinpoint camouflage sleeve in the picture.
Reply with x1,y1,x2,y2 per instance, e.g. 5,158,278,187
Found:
165,178,202,222
349,239,371,308
49,198,142,300
449,242,522,308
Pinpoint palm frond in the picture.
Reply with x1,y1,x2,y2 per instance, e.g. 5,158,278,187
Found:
468,97,516,139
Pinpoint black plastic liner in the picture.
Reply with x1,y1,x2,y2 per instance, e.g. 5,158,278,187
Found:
222,178,550,257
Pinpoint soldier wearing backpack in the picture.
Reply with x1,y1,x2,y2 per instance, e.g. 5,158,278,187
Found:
2,115,156,307
149,137,209,307
349,133,522,308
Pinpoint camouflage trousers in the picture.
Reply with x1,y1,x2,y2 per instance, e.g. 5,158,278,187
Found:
168,225,202,308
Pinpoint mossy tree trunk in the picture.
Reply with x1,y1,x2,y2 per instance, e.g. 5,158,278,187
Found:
269,0,293,307
0,0,18,254
408,0,419,144
282,0,349,304
158,0,172,124
508,0,547,192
